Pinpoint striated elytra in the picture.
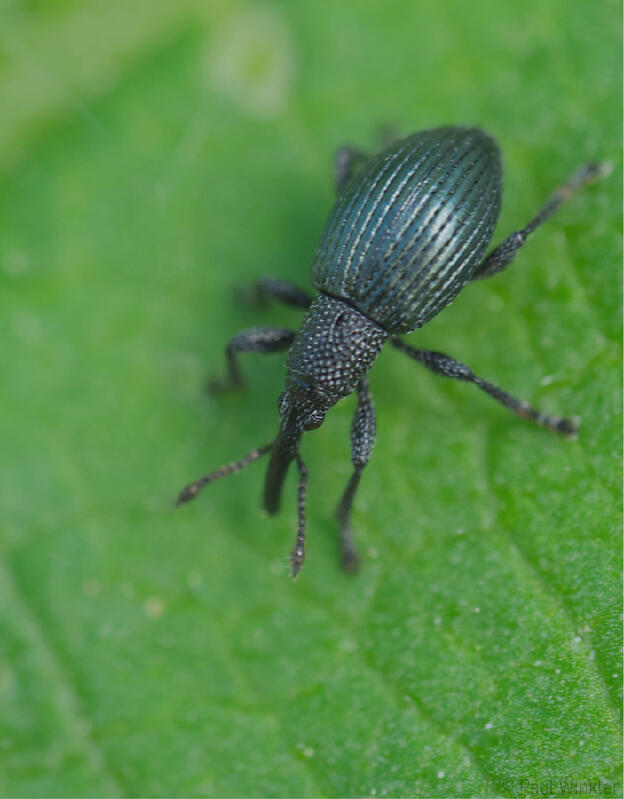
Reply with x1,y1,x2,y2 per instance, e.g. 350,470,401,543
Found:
177,126,608,578
314,126,501,333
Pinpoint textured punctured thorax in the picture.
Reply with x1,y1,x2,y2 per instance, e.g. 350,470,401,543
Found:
286,293,387,405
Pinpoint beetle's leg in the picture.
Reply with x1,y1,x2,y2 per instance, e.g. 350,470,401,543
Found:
290,454,308,579
336,378,376,572
334,147,370,193
209,327,295,394
334,128,400,193
391,339,579,438
473,161,611,281
236,277,312,310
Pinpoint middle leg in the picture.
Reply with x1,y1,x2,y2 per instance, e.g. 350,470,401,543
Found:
209,327,295,393
391,338,579,437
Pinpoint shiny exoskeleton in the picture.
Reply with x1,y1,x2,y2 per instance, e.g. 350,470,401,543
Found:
177,126,607,577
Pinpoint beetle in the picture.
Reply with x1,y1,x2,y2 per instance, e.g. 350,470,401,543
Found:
177,126,606,577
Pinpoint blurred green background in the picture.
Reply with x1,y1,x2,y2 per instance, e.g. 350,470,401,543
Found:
0,0,621,796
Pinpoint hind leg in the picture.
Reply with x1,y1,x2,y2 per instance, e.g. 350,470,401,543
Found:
236,277,312,310
473,162,609,281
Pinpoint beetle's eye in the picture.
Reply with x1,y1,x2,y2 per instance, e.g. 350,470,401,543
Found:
304,410,324,430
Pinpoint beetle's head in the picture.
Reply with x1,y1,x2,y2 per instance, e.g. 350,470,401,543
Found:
260,376,331,519
277,375,331,433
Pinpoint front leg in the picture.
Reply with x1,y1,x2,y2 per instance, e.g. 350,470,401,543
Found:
391,339,579,437
209,327,295,394
336,378,376,571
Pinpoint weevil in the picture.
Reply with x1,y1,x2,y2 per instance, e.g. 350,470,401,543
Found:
177,126,607,577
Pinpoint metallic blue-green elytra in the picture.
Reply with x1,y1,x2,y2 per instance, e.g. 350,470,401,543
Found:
312,126,502,333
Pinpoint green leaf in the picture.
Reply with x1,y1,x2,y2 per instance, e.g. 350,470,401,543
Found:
1,1,621,796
